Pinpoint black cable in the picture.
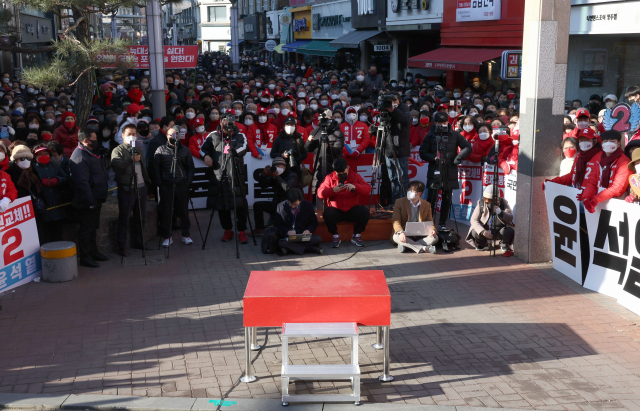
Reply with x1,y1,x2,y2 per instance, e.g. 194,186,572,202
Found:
312,240,388,270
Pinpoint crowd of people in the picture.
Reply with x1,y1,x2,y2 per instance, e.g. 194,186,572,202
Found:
0,50,636,265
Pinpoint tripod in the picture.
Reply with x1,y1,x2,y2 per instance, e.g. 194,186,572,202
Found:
490,139,500,257
430,133,460,250
308,126,331,210
121,145,147,265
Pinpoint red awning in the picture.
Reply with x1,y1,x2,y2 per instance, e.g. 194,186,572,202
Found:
407,47,508,72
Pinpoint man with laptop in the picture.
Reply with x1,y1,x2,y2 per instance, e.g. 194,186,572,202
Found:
392,180,438,254
273,188,323,256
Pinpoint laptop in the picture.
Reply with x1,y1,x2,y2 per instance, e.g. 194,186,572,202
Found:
404,222,430,237
287,233,312,242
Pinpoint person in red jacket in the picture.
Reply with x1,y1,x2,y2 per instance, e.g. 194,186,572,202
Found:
248,107,278,158
565,108,592,140
188,118,208,158
0,166,18,211
459,115,478,142
499,123,519,174
410,111,431,148
340,107,370,159
207,108,221,132
581,130,632,212
467,123,495,164
52,111,79,158
318,158,372,248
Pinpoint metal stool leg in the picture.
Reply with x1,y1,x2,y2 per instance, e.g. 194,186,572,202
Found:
372,326,384,349
240,327,256,383
250,327,261,350
378,326,393,382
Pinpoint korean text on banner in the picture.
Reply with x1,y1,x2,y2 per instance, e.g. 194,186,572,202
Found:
0,196,42,293
544,182,582,285
482,164,517,221
98,46,199,69
451,161,483,223
456,0,502,22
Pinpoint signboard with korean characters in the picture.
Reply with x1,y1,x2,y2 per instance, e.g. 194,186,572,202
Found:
0,197,42,294
569,1,640,35
500,50,522,81
456,0,502,22
98,46,198,69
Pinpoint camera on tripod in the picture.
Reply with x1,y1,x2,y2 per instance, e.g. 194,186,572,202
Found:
318,111,331,130
434,123,449,143
377,92,396,111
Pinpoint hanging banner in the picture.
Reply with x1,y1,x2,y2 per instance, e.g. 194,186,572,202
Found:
97,46,199,69
482,164,517,221
0,196,42,294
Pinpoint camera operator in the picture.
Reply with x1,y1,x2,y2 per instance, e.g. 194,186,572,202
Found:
306,108,344,197
318,158,372,248
419,112,471,230
382,92,412,204
273,188,323,256
270,114,307,177
199,113,250,244
254,156,300,235
154,125,195,247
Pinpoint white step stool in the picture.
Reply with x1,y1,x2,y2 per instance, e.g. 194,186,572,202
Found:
281,322,360,405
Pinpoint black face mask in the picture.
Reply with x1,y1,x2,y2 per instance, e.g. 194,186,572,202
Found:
138,129,149,137
168,137,177,145
337,172,348,182
86,139,99,151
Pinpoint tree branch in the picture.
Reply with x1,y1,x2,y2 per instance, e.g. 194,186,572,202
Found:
68,66,95,86
63,15,85,36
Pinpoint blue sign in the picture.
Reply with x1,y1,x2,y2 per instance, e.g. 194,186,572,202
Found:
293,18,308,32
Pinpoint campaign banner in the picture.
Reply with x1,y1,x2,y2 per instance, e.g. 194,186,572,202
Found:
544,185,640,317
482,164,518,222
98,46,198,69
0,196,42,293
433,160,482,224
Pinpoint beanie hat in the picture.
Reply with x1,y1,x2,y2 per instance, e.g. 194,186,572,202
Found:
10,144,33,161
483,185,496,199
272,157,286,167
61,111,76,121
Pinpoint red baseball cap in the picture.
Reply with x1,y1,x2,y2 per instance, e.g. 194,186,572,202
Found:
126,104,143,115
194,118,204,126
257,107,268,115
274,91,284,99
576,108,590,119
576,127,598,140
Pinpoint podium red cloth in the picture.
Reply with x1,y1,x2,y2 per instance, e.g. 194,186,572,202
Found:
243,270,391,327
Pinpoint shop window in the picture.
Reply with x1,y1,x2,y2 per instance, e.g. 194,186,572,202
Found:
208,6,227,22
219,44,226,52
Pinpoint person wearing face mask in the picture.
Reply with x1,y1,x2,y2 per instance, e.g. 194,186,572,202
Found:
270,115,307,176
587,94,602,115
560,137,578,177
7,143,40,205
111,123,152,256
188,118,209,158
625,149,640,203
381,93,413,204
98,83,120,109
154,125,195,247
207,108,221,132
347,70,372,100
459,115,478,142
498,123,519,174
409,111,431,148
0,142,9,171
199,114,249,244
52,111,79,158
269,188,322,256
248,107,278,158
339,106,370,160
69,128,110,267
253,157,300,235
466,184,515,253
566,108,592,139
364,65,384,91
392,180,438,254
466,123,495,165
0,144,16,214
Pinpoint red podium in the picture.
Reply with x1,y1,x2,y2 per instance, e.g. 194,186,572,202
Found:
242,270,393,382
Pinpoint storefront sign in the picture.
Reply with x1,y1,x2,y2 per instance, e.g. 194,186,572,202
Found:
243,15,258,41
500,50,522,80
602,103,640,133
0,197,41,294
20,14,53,43
279,12,292,25
570,1,640,34
358,0,376,15
98,46,198,69
374,44,391,52
265,39,277,51
311,0,354,40
456,0,502,22
386,0,441,26
293,18,308,32
292,7,312,39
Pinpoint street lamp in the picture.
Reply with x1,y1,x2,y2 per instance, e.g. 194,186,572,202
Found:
170,15,178,46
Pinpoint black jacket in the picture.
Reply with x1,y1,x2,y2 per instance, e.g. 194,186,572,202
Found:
305,121,344,191
274,199,318,236
270,130,307,170
347,80,372,100
199,128,248,184
153,141,195,186
70,144,109,208
385,103,412,158
111,144,151,190
419,128,471,190
33,161,68,221
146,129,167,184
257,166,300,205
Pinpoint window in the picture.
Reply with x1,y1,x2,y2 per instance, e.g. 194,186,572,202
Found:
219,44,226,52
208,6,227,22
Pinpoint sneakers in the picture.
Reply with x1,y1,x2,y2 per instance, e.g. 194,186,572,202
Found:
475,243,489,251
397,243,406,253
438,224,447,231
182,237,193,245
500,243,511,252
428,245,437,254
307,246,323,255
331,235,341,248
162,237,173,247
221,230,233,242
351,234,364,247
238,231,248,244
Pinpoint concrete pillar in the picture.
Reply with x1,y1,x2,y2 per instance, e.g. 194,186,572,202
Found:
514,0,571,263
389,37,399,82
360,41,369,71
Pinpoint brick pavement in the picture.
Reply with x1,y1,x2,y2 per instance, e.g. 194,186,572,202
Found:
1,211,640,410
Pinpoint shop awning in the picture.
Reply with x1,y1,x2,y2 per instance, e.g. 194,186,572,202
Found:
329,30,386,49
407,47,508,72
281,40,311,52
296,40,340,57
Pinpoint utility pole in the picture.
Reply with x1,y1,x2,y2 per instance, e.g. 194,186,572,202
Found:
146,0,166,118
111,12,117,41
230,0,239,71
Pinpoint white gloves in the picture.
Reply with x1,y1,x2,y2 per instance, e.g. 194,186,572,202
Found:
0,197,11,212
494,206,502,215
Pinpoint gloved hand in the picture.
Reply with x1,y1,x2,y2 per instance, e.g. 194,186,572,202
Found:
542,179,553,191
49,177,58,187
229,148,238,157
583,198,597,213
350,150,360,159
42,178,50,186
0,197,11,212
453,158,462,166
494,206,502,215
626,194,636,203
576,191,584,202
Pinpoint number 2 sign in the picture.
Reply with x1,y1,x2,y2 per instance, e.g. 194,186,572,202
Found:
603,103,640,133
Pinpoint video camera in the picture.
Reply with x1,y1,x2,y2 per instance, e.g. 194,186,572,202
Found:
434,123,449,143
318,110,331,129
377,92,396,112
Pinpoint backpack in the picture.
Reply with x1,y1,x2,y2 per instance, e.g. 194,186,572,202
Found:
437,229,461,252
261,227,281,254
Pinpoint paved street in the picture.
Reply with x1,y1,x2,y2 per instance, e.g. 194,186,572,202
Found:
1,212,640,410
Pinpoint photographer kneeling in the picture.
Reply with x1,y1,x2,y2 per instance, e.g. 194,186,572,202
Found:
392,181,438,254
273,188,323,256
466,185,514,253
318,158,372,248
254,157,300,234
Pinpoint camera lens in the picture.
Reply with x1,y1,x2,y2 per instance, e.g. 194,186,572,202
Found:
269,165,277,173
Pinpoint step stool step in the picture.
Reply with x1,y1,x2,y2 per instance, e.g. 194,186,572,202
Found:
282,364,360,379
282,393,359,403
282,322,358,338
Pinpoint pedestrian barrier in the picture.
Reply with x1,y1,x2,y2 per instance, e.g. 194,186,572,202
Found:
40,241,78,282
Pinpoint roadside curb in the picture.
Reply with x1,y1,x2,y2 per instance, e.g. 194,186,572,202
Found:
0,393,534,411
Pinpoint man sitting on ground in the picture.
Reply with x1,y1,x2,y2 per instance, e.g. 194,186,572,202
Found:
274,188,322,255
318,157,372,248
392,180,438,254
466,184,514,254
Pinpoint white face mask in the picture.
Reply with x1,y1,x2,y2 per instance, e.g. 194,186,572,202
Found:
606,101,615,109
297,104,306,111
320,100,329,106
258,116,267,123
244,118,253,126
453,93,461,98
196,126,205,133
463,124,474,133
284,125,295,134
256,82,262,87
124,135,136,145
215,87,221,92
102,129,111,137
636,164,640,174
569,114,576,121
356,75,364,82
310,104,318,110
186,112,195,120
331,94,339,100
513,140,519,146
301,66,306,70
579,141,593,151
347,113,357,123
276,166,285,175
297,92,306,98
281,108,290,116
334,118,342,124
0,152,5,161
449,111,457,118
210,112,219,120
196,85,203,91
412,118,418,125
407,191,417,200
479,132,490,140
475,104,483,111
46,118,55,126
359,115,368,122
17,159,30,169
577,121,589,129
269,84,276,89
602,141,618,153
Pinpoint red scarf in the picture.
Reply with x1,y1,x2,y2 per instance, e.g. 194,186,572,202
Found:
207,119,220,132
128,88,143,104
104,91,113,107
575,146,601,188
461,129,477,142
0,156,8,171
599,147,623,188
